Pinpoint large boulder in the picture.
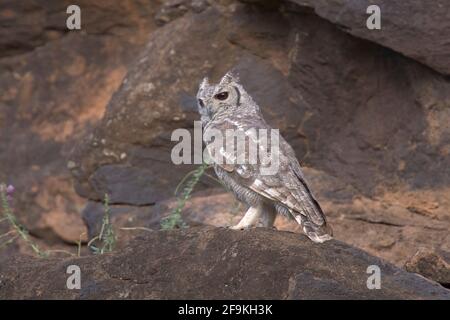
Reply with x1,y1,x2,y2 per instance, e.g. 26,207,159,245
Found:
0,227,449,299
69,3,296,205
405,249,450,287
288,0,450,75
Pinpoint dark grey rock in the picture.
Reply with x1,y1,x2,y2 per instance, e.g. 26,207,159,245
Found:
0,227,449,299
288,0,450,75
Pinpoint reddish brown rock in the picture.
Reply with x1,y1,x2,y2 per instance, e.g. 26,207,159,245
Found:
80,167,450,270
1,0,449,291
0,0,161,245
69,4,295,205
1,227,449,299
405,249,450,287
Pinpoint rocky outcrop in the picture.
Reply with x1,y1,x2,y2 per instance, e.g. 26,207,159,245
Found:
69,3,294,204
71,1,450,274
70,2,450,201
288,0,450,75
81,167,450,282
405,249,450,287
0,0,160,246
1,227,449,299
1,0,449,295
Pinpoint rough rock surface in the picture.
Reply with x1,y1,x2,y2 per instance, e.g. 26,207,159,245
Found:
72,0,450,277
288,0,450,75
70,2,450,202
405,249,450,287
1,0,449,294
1,227,449,299
0,0,161,245
82,167,450,276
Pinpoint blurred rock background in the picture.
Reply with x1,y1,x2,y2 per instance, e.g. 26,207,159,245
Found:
0,0,449,287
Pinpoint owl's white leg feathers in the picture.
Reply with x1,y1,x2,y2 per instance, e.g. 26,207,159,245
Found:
230,204,277,230
230,206,262,230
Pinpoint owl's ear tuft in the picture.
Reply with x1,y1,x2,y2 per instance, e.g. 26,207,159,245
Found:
220,70,240,85
199,77,209,91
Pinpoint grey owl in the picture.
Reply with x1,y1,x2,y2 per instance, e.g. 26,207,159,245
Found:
196,72,332,243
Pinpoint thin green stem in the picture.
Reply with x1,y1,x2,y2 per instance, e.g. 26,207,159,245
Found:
88,193,116,254
0,185,46,257
0,235,19,249
120,227,153,232
161,162,209,230
0,230,15,239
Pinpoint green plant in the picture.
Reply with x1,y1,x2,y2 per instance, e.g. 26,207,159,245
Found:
76,232,86,257
161,162,209,230
88,193,116,254
0,183,47,257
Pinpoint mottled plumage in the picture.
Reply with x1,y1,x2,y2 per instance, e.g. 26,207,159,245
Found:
196,72,332,243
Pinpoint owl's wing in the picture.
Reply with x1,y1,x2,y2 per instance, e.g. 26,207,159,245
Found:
247,139,326,227
209,126,332,242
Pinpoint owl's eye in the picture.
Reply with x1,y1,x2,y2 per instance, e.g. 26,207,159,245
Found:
214,91,229,101
198,99,205,108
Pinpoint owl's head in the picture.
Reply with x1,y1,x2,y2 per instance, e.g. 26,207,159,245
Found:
196,71,253,124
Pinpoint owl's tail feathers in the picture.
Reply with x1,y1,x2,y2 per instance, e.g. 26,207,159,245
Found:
293,213,333,243
302,219,333,243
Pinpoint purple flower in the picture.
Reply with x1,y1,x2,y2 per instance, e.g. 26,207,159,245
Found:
6,185,15,195
0,184,15,202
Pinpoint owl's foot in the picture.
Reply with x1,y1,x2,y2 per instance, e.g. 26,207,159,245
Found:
229,206,262,230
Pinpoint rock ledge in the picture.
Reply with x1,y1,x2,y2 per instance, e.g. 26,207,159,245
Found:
0,227,449,299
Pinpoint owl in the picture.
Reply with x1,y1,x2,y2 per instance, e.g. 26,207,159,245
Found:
196,71,333,243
